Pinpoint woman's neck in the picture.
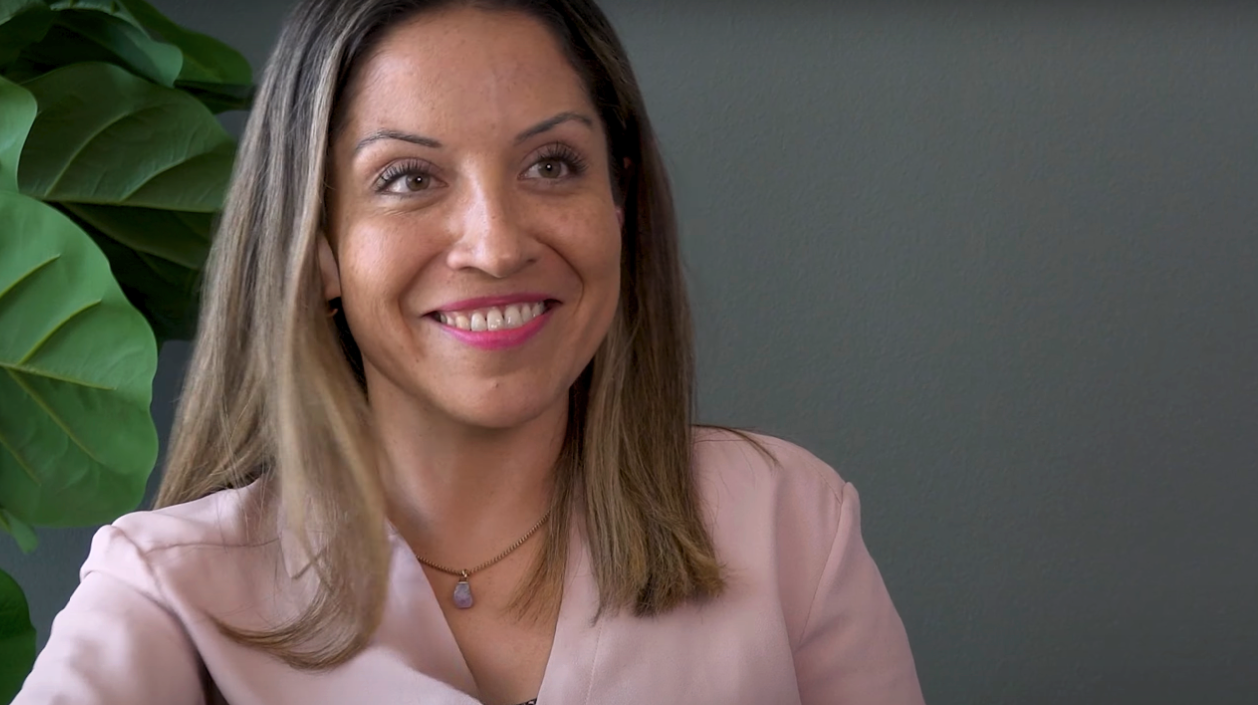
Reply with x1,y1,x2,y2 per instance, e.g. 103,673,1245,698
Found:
367,383,566,563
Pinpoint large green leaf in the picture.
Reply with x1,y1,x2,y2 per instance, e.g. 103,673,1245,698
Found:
1,0,46,23
22,9,183,87
0,190,157,527
82,229,201,343
19,61,234,212
47,0,143,30
172,80,253,114
59,203,209,342
61,203,210,269
5,1,183,86
9,1,252,112
0,76,36,193
0,1,54,71
0,507,36,553
0,568,35,703
118,0,251,88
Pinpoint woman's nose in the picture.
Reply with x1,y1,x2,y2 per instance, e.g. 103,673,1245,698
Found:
444,180,534,279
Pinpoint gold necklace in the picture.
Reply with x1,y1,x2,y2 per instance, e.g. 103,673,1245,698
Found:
412,509,551,610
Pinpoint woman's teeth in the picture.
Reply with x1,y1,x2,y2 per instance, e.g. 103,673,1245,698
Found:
438,302,546,332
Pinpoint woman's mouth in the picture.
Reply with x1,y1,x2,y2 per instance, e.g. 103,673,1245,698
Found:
433,301,551,332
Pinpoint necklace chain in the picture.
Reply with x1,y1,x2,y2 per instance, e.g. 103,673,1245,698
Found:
412,509,551,578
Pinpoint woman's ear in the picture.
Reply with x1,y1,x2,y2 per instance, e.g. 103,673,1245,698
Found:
317,233,342,302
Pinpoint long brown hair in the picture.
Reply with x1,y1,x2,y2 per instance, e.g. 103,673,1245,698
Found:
157,0,722,669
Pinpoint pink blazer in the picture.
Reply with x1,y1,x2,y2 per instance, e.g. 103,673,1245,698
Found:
16,430,924,704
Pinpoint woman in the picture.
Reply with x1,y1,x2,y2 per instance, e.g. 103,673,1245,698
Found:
16,0,924,703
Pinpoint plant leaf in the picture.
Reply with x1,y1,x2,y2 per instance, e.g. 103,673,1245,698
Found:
0,190,157,527
57,203,207,343
47,0,144,31
31,9,183,87
9,2,183,87
0,507,37,553
0,1,54,71
0,76,36,193
175,80,253,114
117,0,251,88
1,0,46,24
60,203,210,270
0,568,36,703
19,61,234,212
86,233,201,344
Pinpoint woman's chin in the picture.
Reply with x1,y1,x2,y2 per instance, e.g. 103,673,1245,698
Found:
438,393,567,434
361,357,575,432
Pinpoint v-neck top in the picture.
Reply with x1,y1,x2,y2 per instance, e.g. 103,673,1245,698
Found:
16,430,924,704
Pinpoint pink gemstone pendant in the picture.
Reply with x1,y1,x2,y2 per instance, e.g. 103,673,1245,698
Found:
452,578,474,609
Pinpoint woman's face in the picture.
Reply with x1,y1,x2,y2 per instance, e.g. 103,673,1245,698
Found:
323,7,622,431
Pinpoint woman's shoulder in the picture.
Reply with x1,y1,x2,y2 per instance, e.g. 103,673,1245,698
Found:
690,428,872,648
693,426,849,504
692,426,855,548
104,480,270,554
81,480,278,591
691,429,922,703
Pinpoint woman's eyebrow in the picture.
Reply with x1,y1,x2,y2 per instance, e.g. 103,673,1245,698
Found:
513,111,594,144
352,111,595,156
354,129,442,154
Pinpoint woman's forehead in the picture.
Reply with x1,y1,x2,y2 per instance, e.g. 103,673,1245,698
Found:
339,8,595,144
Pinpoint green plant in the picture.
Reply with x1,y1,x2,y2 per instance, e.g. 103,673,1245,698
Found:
0,1,251,699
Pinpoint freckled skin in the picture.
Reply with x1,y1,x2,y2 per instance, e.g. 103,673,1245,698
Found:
321,8,622,432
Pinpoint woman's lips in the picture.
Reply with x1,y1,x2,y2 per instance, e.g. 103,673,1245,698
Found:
433,302,554,350
435,301,548,332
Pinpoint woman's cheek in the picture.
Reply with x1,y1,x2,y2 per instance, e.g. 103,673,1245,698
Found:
343,223,418,296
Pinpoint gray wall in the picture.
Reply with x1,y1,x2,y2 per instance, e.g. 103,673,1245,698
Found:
4,2,1256,703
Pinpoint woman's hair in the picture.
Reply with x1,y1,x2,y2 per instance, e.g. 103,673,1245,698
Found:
156,0,723,669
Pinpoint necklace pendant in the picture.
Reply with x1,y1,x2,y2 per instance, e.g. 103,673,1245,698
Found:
452,577,474,609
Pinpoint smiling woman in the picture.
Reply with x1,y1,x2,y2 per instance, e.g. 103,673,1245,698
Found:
13,1,924,704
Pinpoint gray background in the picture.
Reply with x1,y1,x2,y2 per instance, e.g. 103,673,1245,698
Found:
4,1,1257,704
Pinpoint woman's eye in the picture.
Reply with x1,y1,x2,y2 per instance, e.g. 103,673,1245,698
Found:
385,172,433,193
526,157,571,180
376,162,443,195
